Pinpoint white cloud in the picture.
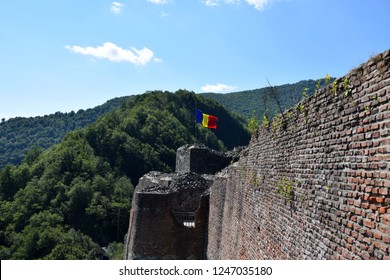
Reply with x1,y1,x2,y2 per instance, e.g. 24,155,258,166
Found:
147,0,168,4
225,0,241,4
110,2,123,14
65,42,155,66
202,0,279,11
203,0,220,7
201,83,237,92
202,0,240,7
244,0,271,11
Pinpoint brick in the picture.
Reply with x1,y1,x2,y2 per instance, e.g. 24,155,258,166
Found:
361,202,370,209
372,131,381,139
354,200,361,207
373,231,383,240
360,243,369,251
378,188,389,195
371,124,380,130
363,219,376,229
381,139,390,145
370,204,378,211
382,214,390,226
362,237,371,245
375,197,384,203
373,241,388,252
361,250,371,260
354,208,363,215
378,225,390,235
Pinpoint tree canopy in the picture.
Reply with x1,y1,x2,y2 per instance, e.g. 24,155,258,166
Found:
0,97,129,169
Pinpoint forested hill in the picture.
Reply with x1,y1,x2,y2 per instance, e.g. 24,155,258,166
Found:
201,79,334,119
0,96,129,169
0,78,331,170
0,90,250,260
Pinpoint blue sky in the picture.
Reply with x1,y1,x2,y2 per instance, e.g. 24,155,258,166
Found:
0,0,389,119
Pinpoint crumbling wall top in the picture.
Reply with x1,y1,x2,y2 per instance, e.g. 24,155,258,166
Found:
135,171,212,194
175,144,245,174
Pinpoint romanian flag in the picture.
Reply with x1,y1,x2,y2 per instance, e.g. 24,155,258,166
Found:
196,109,218,129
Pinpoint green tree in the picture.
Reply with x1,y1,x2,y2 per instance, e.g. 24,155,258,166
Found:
45,229,100,260
0,165,17,200
248,110,259,133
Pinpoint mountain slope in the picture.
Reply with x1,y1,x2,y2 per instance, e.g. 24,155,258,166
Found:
0,90,250,260
201,79,335,119
0,96,129,169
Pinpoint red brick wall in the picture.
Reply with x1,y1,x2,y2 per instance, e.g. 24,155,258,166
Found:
208,50,390,260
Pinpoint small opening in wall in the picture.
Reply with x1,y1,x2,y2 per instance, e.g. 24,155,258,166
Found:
174,212,196,228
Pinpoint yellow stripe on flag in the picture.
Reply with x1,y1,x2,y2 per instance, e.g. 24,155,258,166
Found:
202,114,209,128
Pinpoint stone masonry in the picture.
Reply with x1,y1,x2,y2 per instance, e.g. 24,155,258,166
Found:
175,144,233,175
124,144,238,259
207,49,390,260
125,171,212,259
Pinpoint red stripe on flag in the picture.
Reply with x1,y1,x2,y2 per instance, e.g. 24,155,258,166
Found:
207,115,218,129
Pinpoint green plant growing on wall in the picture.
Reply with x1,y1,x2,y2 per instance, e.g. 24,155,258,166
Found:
262,114,269,127
315,79,322,91
295,103,305,114
251,171,260,190
272,113,283,131
325,74,332,85
370,52,383,64
342,78,351,96
330,80,338,95
302,87,309,99
248,110,259,133
242,164,247,179
270,113,285,141
315,74,331,92
276,176,294,202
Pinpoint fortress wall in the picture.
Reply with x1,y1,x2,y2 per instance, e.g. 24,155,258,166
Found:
208,50,390,260
125,172,211,260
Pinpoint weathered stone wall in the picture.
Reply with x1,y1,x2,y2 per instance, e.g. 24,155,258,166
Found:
125,172,211,260
175,144,233,174
208,50,390,260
